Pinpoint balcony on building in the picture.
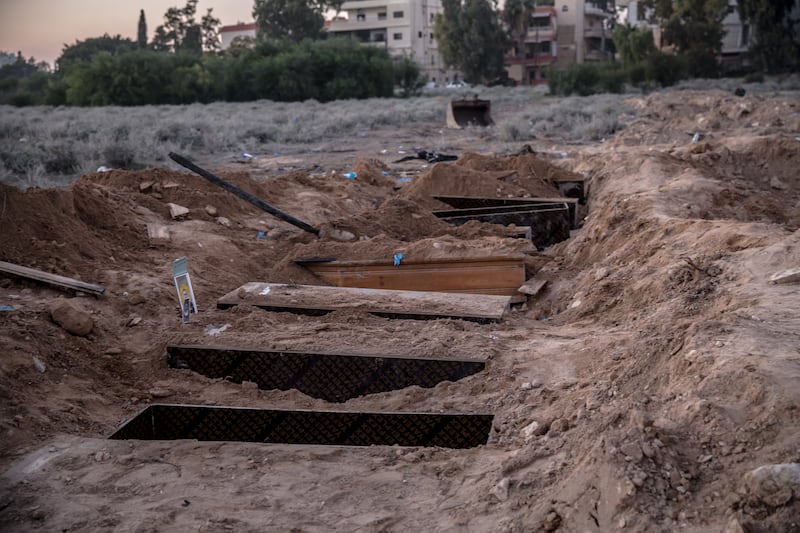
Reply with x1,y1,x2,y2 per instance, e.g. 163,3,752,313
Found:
526,6,557,42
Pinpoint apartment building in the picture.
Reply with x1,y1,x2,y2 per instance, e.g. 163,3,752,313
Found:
326,0,459,83
504,0,612,85
505,6,558,85
617,0,756,66
555,0,613,65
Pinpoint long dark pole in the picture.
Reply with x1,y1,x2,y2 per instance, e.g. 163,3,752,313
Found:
169,152,320,236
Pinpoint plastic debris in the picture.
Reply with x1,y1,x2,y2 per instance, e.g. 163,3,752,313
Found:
0,305,13,311
96,166,111,172
393,252,404,266
32,356,46,373
342,172,357,179
241,153,254,159
691,132,700,144
204,323,230,336
257,231,266,239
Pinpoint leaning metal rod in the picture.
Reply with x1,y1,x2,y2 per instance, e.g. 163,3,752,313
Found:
168,152,320,236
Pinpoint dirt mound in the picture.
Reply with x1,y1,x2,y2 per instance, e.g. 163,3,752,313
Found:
401,152,568,209
616,90,800,146
1,90,800,533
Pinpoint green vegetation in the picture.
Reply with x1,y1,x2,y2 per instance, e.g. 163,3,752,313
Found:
547,63,627,96
640,0,731,78
253,0,343,41
151,0,221,53
737,0,800,74
435,0,509,84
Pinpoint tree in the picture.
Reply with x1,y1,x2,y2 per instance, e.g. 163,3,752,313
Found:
252,0,338,41
137,10,148,48
612,24,657,65
640,0,731,77
503,0,537,85
56,35,136,73
152,0,220,53
394,55,425,97
201,9,221,51
737,0,800,73
435,0,509,84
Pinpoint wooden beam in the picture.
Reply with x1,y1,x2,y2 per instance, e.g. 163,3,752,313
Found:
299,256,526,303
0,261,105,295
167,344,486,403
217,282,511,323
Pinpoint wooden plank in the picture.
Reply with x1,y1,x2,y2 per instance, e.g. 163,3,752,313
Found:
110,404,494,449
217,282,510,322
167,344,486,403
518,278,548,296
0,261,105,295
301,256,525,300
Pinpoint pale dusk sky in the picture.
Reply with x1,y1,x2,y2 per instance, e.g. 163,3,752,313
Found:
0,0,256,67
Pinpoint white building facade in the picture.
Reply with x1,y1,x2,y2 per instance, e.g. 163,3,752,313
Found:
327,0,460,83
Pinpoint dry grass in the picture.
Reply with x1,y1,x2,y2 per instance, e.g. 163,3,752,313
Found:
2,76,796,189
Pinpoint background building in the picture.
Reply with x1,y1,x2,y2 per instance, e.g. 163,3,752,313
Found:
326,0,459,84
219,22,257,49
504,0,613,85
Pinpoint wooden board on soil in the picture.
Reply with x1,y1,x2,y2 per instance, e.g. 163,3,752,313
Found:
298,256,526,303
217,282,511,322
0,260,106,295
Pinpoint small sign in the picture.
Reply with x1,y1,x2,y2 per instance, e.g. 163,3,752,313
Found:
172,257,197,322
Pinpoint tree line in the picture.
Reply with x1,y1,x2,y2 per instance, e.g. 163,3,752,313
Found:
1,0,798,106
0,0,417,106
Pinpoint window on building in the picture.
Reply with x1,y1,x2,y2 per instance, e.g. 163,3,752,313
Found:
562,5,568,11
430,13,435,23
393,11,404,18
373,32,385,42
357,12,365,21
431,56,435,65
419,31,423,38
430,32,434,41
741,24,750,47
393,32,402,40
378,12,387,20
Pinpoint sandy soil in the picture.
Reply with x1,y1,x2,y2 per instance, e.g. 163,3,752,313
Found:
1,89,799,532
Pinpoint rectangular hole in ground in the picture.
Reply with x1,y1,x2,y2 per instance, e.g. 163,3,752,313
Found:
167,344,486,403
109,404,494,449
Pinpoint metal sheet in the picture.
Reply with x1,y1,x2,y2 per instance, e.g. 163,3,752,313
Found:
110,404,494,449
167,345,486,403
433,204,571,249
433,195,580,228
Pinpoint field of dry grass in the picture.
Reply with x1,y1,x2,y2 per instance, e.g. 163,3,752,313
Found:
1,75,798,192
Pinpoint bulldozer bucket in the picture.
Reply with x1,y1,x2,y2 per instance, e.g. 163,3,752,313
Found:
447,98,493,128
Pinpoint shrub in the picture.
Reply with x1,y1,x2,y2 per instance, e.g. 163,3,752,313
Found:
548,63,625,97
743,72,765,84
645,52,685,87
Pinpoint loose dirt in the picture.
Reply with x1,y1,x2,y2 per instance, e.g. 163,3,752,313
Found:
1,89,799,532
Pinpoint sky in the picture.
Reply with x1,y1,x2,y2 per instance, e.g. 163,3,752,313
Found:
0,0,256,67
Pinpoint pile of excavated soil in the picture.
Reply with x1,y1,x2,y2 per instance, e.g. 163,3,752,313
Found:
1,91,799,532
